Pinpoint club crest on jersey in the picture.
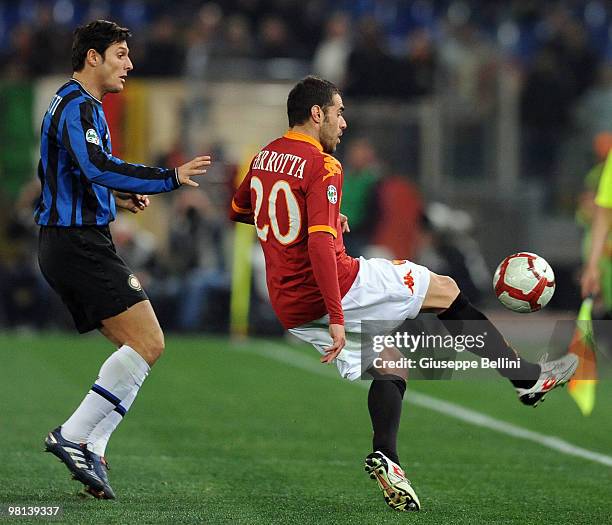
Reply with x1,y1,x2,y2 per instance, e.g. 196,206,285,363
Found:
85,128,100,145
128,274,142,291
327,185,338,204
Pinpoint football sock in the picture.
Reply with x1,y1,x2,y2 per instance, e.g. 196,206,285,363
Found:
87,388,137,456
61,345,150,444
438,292,540,388
368,375,406,465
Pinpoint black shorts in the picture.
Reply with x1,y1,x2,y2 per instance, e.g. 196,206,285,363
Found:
38,225,148,333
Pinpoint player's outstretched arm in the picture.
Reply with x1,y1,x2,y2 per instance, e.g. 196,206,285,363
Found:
62,101,212,194
112,155,210,212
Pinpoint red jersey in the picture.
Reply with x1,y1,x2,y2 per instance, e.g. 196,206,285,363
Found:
230,131,359,329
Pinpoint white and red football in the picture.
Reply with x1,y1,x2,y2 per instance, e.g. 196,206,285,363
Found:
493,252,555,313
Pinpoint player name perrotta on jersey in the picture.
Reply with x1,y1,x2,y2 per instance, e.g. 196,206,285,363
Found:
251,150,307,179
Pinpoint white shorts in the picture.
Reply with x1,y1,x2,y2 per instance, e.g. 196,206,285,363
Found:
289,257,430,381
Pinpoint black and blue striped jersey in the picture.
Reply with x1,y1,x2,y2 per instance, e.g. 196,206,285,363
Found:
35,78,180,226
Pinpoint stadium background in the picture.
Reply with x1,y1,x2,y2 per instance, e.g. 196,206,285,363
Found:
1,1,611,523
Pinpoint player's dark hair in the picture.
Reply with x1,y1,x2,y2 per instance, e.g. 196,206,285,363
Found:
287,76,340,127
71,20,131,72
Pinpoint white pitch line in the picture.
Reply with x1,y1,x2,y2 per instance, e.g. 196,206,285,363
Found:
237,341,612,468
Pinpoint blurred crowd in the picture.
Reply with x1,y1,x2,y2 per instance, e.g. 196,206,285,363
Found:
1,0,611,332
2,1,611,181
1,1,610,93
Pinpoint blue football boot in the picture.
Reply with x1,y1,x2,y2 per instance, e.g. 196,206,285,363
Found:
86,452,116,499
44,427,106,495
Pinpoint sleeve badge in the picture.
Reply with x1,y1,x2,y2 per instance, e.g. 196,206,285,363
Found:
85,128,100,145
327,185,338,204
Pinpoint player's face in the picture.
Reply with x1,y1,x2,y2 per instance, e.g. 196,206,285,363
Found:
98,41,133,94
320,94,347,154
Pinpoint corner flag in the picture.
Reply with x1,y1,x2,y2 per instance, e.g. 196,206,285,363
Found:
567,298,597,416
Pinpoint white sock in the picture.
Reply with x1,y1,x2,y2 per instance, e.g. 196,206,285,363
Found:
87,388,137,456
61,345,150,444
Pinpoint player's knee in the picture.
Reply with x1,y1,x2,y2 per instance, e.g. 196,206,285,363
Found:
379,367,408,381
423,273,460,310
149,331,165,362
136,330,165,365
440,275,460,307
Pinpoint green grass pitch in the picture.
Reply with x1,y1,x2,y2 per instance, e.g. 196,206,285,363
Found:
1,332,611,524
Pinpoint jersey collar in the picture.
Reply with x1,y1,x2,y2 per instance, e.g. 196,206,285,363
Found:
70,78,103,105
284,130,323,152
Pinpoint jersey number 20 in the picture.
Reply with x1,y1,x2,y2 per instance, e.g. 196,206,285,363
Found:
251,177,301,245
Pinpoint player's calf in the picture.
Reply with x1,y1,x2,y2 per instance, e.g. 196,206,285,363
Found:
367,373,406,466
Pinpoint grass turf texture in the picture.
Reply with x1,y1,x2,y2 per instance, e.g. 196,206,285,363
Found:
1,332,611,524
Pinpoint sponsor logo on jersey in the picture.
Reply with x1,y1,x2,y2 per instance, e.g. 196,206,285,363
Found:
128,274,142,291
322,156,341,181
327,185,338,204
403,270,415,294
85,128,100,145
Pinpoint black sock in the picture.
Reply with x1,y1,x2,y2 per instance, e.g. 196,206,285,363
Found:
438,293,540,388
368,375,406,465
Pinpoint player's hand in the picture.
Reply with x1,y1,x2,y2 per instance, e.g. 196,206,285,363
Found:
581,263,601,298
321,323,346,363
177,156,211,187
340,213,350,233
114,193,150,213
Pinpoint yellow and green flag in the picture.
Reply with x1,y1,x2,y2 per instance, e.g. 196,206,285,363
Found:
567,298,597,416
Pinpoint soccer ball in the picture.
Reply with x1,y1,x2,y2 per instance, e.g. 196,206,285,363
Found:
493,252,555,313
